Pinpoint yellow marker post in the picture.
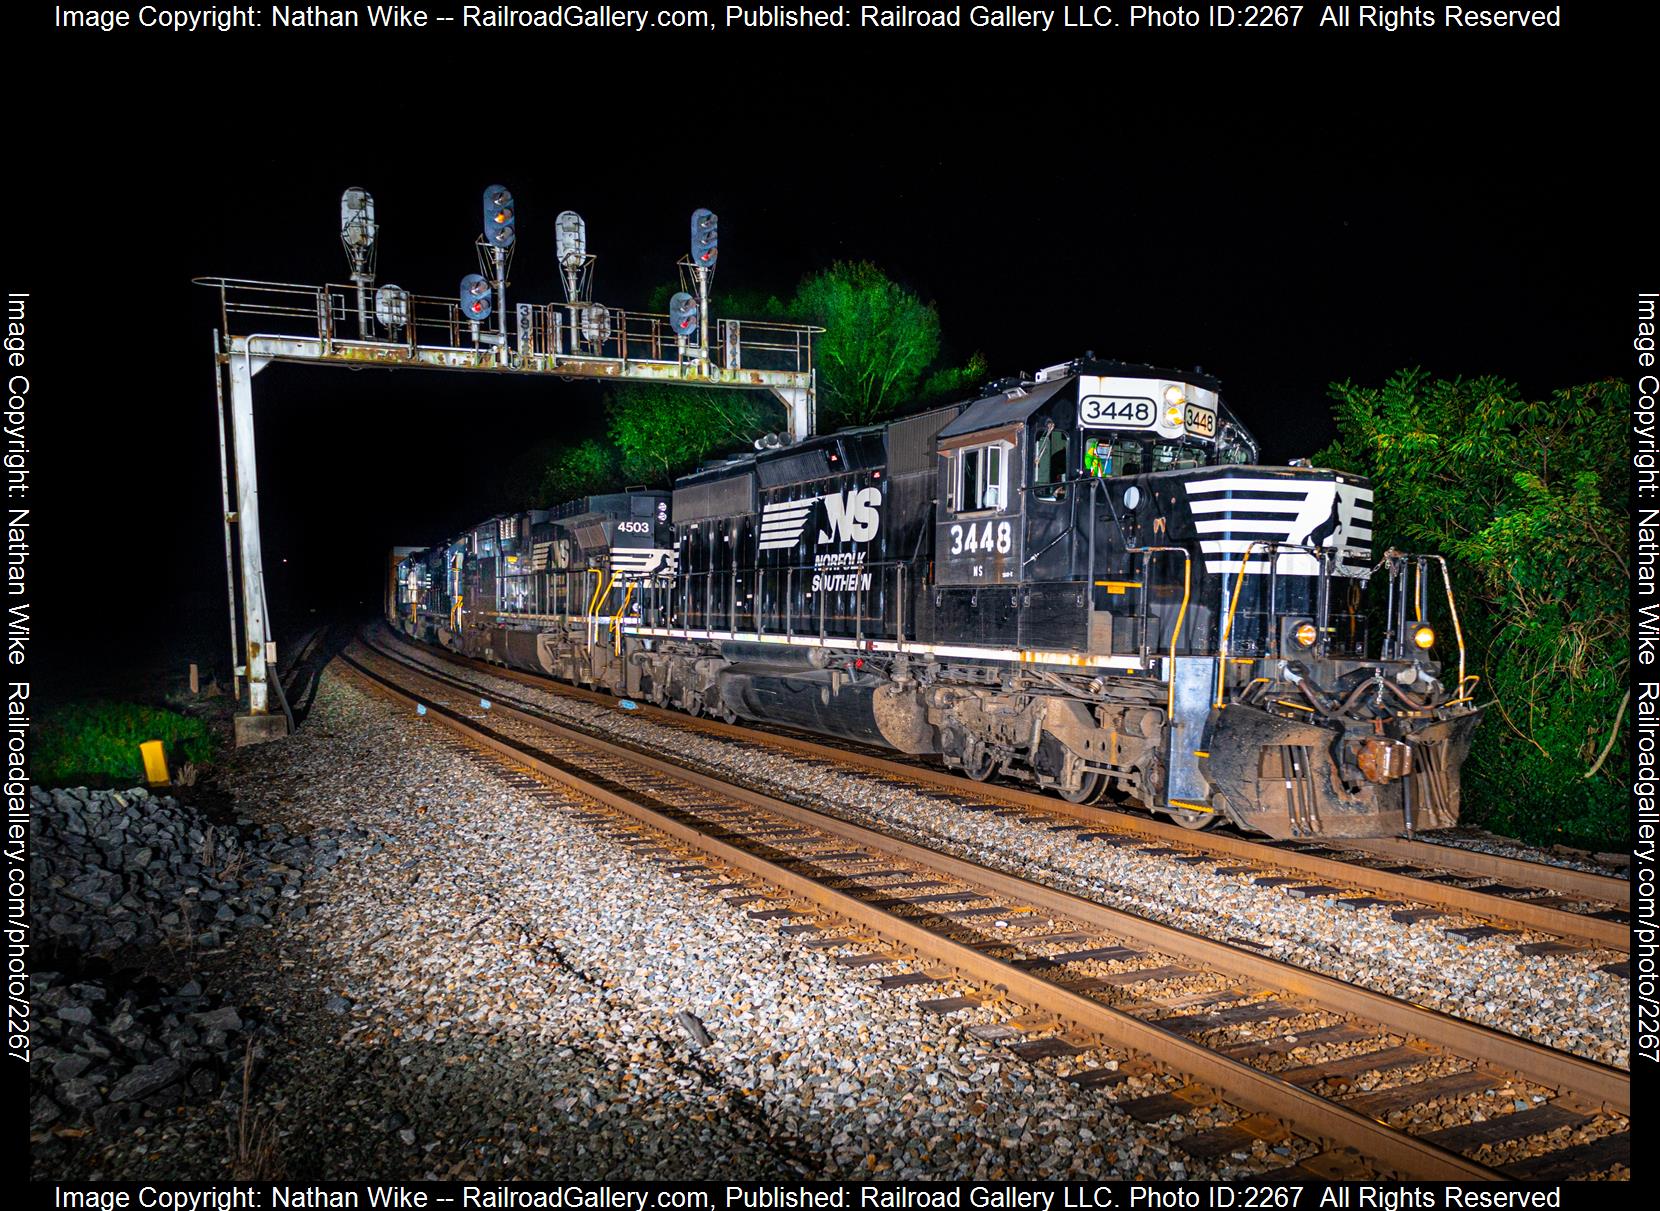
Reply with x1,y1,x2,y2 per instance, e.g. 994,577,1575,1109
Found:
139,740,170,786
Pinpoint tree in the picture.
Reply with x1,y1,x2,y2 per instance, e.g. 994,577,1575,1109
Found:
791,261,975,428
533,262,987,494
605,383,774,486
537,438,619,503
1316,371,1627,847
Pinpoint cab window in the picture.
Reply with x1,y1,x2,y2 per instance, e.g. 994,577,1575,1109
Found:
1033,425,1071,501
1152,443,1206,472
953,442,1008,512
1085,437,1143,478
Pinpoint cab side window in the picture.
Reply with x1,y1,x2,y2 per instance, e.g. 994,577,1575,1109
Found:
1034,427,1071,501
952,442,1009,513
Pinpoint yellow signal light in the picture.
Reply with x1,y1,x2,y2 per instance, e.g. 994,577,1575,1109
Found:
1294,622,1318,648
1413,624,1436,650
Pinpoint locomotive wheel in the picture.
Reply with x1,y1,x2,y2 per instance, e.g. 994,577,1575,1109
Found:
1168,807,1218,830
961,745,996,782
1057,773,1104,804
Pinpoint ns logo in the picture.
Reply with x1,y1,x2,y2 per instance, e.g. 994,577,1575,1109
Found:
818,487,882,544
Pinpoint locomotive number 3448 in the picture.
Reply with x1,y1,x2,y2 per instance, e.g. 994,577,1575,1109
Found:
949,521,1012,556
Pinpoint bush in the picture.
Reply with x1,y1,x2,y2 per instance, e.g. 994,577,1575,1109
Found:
1316,371,1626,849
32,701,216,787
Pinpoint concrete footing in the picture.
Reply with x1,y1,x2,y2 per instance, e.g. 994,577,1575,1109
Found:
233,712,290,747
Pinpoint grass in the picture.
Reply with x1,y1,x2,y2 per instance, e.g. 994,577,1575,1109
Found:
32,700,217,787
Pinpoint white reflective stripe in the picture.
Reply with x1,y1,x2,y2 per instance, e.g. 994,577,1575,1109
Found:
1188,498,1309,514
1185,476,1373,497
1201,540,1371,555
1200,538,1319,553
1183,476,1319,494
1205,557,1369,578
1193,519,1309,535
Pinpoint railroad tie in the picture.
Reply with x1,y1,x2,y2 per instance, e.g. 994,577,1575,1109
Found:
1173,1113,1292,1159
1117,1084,1220,1123
1498,1130,1630,1180
1418,1102,1588,1153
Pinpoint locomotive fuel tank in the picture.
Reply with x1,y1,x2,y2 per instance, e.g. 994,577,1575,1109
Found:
717,662,938,754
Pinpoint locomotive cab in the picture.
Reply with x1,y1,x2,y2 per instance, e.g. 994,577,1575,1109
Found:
925,358,1480,837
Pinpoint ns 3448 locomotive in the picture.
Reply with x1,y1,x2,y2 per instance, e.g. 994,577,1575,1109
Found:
392,357,1481,839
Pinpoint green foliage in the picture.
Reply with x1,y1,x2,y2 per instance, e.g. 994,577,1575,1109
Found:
1316,371,1627,847
920,351,990,406
533,263,987,494
790,261,951,429
537,438,619,502
605,383,774,486
34,701,217,787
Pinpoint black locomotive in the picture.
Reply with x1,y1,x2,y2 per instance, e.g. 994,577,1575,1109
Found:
391,357,1481,839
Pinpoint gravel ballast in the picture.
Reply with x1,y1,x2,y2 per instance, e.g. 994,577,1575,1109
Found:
34,671,1332,1180
379,638,1630,1070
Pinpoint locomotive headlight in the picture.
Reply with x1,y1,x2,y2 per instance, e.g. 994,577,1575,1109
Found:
1413,624,1436,650
1293,622,1318,648
1163,385,1186,427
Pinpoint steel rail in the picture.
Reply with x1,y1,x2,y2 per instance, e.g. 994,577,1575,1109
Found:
378,628,1630,945
342,644,1629,1177
352,638,1629,1116
1334,836,1629,906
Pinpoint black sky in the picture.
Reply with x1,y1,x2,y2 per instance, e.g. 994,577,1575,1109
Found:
17,40,1648,690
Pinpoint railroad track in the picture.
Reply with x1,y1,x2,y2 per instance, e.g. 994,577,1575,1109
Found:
374,626,1629,957
340,638,1630,1181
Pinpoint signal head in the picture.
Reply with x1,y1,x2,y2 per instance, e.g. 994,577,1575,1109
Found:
690,207,718,268
460,273,493,321
340,187,377,249
482,184,516,249
374,284,410,328
556,210,587,268
669,291,699,338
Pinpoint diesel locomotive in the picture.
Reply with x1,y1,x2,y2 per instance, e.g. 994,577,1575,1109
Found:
391,356,1481,839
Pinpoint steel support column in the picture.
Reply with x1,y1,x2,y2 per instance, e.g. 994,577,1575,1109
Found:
226,338,275,724
770,379,815,444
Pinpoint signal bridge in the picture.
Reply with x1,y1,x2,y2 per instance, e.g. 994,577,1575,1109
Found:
197,188,822,745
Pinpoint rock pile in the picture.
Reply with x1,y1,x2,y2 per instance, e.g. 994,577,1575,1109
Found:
31,786,356,956
29,971,254,1138
29,785,366,1146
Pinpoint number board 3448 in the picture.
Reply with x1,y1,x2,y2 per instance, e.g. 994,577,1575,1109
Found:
1080,395,1157,429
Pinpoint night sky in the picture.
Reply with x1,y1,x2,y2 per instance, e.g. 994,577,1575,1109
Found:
20,84,1642,694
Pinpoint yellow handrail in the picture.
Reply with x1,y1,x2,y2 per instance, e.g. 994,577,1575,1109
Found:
610,581,636,654
1429,554,1468,693
1216,541,1273,708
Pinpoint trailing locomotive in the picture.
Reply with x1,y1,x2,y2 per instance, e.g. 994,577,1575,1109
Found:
391,357,1481,839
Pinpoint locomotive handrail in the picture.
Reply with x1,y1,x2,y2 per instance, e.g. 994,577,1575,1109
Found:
1215,541,1368,708
1218,541,1275,708
1126,546,1192,719
1381,551,1469,694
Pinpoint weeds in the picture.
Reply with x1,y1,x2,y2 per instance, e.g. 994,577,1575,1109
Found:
34,701,216,787
227,1040,281,1181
